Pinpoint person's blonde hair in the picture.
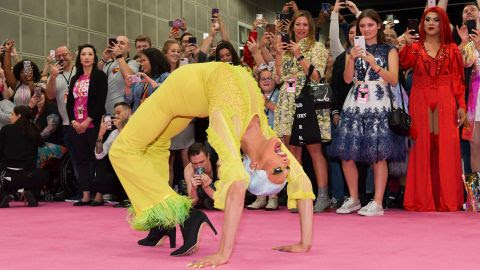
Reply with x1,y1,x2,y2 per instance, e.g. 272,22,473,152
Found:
287,10,316,53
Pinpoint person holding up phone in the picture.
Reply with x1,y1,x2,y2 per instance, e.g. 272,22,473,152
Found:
242,17,270,69
274,10,331,213
330,9,406,216
2,40,41,106
400,7,466,212
90,102,132,207
98,36,139,115
124,48,170,112
197,11,230,63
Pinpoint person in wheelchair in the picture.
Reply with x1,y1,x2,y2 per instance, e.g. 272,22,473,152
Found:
0,106,49,207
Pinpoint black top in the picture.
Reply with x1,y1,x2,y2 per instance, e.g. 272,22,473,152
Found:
331,51,352,114
35,102,63,145
66,69,108,128
0,124,39,169
453,28,472,103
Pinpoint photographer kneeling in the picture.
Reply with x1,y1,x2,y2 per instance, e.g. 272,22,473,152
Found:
0,106,49,207
89,102,131,206
184,143,218,210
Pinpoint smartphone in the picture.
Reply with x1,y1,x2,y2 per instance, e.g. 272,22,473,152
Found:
466,20,477,35
321,3,330,13
128,74,142,83
104,114,112,129
108,37,117,47
281,33,290,44
34,85,42,97
354,36,366,56
212,8,219,18
276,13,281,21
427,0,436,8
386,14,394,23
266,24,275,34
195,167,205,175
49,49,56,59
23,61,32,75
256,14,263,20
179,58,189,67
408,19,419,34
188,36,197,45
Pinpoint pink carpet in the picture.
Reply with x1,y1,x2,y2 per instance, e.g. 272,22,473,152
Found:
0,202,479,270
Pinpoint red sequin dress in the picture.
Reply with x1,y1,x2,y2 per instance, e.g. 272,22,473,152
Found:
400,42,466,211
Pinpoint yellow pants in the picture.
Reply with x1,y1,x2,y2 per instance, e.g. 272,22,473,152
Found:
109,70,208,231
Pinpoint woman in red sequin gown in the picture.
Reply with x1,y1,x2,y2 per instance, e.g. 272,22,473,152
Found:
400,7,466,211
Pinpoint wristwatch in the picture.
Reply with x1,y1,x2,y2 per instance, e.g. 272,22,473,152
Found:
296,55,305,62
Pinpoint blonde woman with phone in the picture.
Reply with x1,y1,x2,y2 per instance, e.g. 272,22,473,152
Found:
274,10,330,213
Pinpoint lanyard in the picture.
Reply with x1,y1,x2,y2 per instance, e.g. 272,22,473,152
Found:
264,88,277,115
357,44,379,82
62,70,73,88
140,82,149,104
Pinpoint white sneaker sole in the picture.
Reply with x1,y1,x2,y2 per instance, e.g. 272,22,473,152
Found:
357,209,384,216
335,204,361,214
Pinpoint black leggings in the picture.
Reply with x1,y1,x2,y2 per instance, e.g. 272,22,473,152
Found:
2,168,49,196
71,128,97,192
93,158,126,199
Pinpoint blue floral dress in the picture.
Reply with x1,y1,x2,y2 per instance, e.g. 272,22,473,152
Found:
330,43,406,163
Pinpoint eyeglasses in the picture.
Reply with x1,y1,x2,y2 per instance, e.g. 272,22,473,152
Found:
259,77,273,82
55,53,69,59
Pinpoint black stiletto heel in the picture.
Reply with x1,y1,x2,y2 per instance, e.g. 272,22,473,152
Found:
170,208,217,256
138,227,176,248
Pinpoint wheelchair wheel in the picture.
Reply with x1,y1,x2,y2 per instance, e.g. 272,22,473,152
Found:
58,152,79,198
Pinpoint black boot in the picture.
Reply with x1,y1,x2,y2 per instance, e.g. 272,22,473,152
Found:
0,192,10,208
138,226,176,248
24,191,38,207
170,208,217,256
0,179,10,208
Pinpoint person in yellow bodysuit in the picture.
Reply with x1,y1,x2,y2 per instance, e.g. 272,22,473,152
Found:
109,62,315,268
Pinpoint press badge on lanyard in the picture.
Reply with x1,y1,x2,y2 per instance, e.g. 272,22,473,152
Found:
286,78,296,93
357,87,369,104
64,89,68,103
77,105,84,120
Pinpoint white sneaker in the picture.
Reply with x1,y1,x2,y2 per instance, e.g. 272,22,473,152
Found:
247,196,267,210
336,197,361,214
265,196,279,211
357,201,384,216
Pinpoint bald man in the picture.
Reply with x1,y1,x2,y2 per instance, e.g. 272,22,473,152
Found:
98,35,139,114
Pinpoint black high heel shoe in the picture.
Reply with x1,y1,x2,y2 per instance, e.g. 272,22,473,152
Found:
170,208,217,256
138,227,176,248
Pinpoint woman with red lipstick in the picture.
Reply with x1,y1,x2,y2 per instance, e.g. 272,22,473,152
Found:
330,9,406,216
274,10,330,212
66,44,108,206
400,7,466,211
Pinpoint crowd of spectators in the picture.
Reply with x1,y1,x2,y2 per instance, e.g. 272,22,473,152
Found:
0,0,478,215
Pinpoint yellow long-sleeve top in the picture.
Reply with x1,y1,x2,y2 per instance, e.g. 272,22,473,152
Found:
201,63,315,210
